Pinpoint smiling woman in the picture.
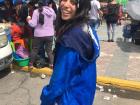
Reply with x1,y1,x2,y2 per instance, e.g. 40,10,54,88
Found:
40,0,100,105
60,0,77,20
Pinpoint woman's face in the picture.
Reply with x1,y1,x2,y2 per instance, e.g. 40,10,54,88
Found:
60,0,77,20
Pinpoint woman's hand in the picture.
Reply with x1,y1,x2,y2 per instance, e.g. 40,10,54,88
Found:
26,16,31,22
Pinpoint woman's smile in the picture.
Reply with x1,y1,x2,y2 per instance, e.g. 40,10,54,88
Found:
60,0,77,20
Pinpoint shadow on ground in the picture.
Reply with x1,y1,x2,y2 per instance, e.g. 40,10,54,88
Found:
97,85,140,100
116,38,140,53
0,68,11,79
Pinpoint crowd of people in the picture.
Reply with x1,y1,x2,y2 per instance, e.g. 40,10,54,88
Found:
0,0,58,68
27,0,56,69
0,0,124,105
0,0,123,69
89,0,123,42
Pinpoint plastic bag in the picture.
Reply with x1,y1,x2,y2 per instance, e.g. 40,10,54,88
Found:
16,45,29,59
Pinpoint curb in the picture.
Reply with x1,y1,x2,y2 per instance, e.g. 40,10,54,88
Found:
97,76,140,92
13,65,140,92
12,65,53,76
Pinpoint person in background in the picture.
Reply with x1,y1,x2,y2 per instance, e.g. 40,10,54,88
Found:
24,1,35,50
104,0,119,42
40,0,100,105
0,0,16,23
10,22,24,44
27,1,36,18
89,0,102,32
38,0,58,61
27,0,56,69
49,0,58,14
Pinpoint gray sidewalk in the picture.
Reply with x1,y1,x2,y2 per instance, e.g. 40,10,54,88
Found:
97,22,140,82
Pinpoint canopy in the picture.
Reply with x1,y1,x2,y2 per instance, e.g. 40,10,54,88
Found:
12,0,29,4
0,0,29,4
0,0,4,3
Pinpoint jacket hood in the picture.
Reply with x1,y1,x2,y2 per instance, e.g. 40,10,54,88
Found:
58,24,100,62
43,6,55,17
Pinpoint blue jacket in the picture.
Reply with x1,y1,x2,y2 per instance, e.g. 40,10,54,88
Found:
40,24,100,105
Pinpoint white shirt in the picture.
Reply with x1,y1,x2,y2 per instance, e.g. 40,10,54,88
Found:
89,0,101,20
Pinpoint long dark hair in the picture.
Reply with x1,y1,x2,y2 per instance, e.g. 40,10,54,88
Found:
55,0,91,37
38,5,44,25
38,0,52,25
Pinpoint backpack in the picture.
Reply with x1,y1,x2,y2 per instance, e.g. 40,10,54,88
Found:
107,4,119,16
123,24,132,38
105,3,123,23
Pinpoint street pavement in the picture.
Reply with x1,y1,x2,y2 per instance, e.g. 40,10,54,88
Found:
97,22,140,82
94,21,140,105
0,69,50,105
0,21,140,105
0,68,140,105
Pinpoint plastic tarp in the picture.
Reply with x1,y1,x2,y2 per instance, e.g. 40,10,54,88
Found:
0,0,4,3
126,0,140,21
0,0,29,4
12,0,28,4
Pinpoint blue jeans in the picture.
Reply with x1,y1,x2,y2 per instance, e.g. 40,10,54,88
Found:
89,19,100,32
106,23,116,40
